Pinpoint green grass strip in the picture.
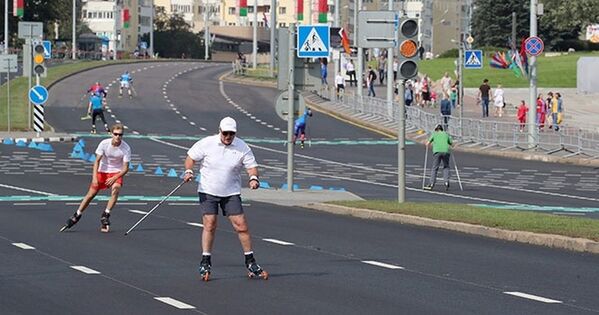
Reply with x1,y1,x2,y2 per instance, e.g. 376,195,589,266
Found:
329,200,599,241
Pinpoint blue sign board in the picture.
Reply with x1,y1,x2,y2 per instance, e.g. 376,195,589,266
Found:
524,36,544,56
29,85,49,105
464,50,483,69
297,25,330,58
42,40,52,59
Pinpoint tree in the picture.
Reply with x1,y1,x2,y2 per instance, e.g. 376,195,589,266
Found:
471,0,529,48
143,12,204,59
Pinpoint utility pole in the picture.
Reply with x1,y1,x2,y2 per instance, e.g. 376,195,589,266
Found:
528,0,538,149
356,0,363,98
386,0,394,116
150,0,154,58
204,3,209,60
4,0,8,52
72,0,77,60
269,0,276,77
252,0,257,68
511,12,517,49
333,0,340,94
287,24,295,192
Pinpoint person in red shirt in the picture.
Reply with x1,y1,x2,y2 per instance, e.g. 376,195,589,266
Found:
536,94,546,131
517,100,528,132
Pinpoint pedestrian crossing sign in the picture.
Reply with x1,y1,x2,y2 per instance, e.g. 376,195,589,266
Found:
464,50,483,69
297,25,330,58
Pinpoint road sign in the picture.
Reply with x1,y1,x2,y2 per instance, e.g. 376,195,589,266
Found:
357,11,399,48
275,90,306,121
18,21,43,39
33,104,45,132
297,25,330,58
29,85,49,105
42,40,52,59
524,36,544,56
464,50,483,69
0,54,18,73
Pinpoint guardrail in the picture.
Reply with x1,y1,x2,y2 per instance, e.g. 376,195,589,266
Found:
327,93,599,159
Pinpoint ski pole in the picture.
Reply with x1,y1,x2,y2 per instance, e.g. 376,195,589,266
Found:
125,181,186,235
422,147,428,189
451,153,464,191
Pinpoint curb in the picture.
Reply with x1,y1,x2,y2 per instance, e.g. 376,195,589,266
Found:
219,71,277,88
305,203,599,255
0,135,78,144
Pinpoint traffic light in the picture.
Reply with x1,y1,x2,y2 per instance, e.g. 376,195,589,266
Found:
32,43,47,77
397,18,419,80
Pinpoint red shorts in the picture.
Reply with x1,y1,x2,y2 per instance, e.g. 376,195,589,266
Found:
91,172,123,190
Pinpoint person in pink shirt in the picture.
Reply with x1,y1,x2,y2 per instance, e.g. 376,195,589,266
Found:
536,94,546,131
517,100,528,132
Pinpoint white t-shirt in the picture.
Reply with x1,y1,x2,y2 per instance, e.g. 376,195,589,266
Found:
346,62,355,72
187,134,258,197
335,74,345,85
95,138,132,173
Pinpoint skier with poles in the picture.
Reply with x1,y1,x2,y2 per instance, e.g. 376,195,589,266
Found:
60,124,131,232
293,107,313,149
423,124,453,191
182,117,268,281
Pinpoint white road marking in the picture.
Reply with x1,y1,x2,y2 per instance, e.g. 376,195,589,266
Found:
0,183,57,196
67,202,97,205
13,203,46,206
119,202,147,205
361,260,404,270
154,297,195,309
190,122,196,125
186,222,204,228
129,210,148,214
262,238,295,246
70,266,101,274
12,242,35,250
503,291,562,304
168,203,198,206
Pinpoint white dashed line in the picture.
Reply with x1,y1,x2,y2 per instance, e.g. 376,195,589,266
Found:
13,203,46,206
132,131,140,135
190,122,196,126
12,242,35,250
70,266,101,274
186,222,204,228
361,260,404,270
262,238,295,246
200,127,207,131
115,120,121,123
0,183,57,196
503,292,562,304
129,210,148,215
154,297,195,310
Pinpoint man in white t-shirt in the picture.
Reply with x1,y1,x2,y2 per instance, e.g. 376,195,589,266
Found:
61,124,131,233
183,117,267,281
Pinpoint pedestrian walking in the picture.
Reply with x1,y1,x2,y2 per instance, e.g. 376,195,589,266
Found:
335,72,345,100
516,100,528,132
536,93,547,131
423,124,453,191
550,92,562,131
449,84,457,109
440,72,452,96
440,93,452,131
183,117,268,281
367,66,377,97
478,79,491,118
493,84,505,117
320,58,328,85
346,60,356,87
60,124,131,232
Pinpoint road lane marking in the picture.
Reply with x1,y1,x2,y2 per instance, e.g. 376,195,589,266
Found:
119,202,148,205
503,291,562,304
12,242,35,249
0,183,57,196
13,203,46,206
263,238,295,246
168,203,198,206
154,297,195,309
186,222,204,228
70,266,101,274
361,260,404,270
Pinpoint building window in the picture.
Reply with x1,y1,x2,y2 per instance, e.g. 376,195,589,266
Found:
228,7,236,15
248,7,254,13
279,7,286,14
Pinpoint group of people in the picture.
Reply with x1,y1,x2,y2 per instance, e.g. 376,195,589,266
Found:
84,71,134,134
477,79,508,118
535,92,564,131
61,117,269,281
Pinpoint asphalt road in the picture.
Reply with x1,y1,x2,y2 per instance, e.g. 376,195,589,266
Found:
1,61,598,314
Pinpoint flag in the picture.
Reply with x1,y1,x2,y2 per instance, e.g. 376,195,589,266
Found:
13,0,24,18
339,28,351,55
240,0,247,17
318,0,327,23
297,0,304,21
122,8,130,29
263,12,269,28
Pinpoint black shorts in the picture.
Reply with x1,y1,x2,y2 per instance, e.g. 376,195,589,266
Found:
198,193,243,216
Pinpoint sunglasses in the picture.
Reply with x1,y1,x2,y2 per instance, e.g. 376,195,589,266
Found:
221,131,236,136
113,133,123,137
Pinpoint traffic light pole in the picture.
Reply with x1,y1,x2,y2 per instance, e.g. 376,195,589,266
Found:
397,79,406,202
356,0,363,98
287,24,295,192
27,39,32,130
386,0,394,117
528,0,538,149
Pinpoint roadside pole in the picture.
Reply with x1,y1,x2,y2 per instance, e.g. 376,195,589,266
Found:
386,0,394,117
287,24,295,192
72,0,77,60
458,38,464,138
398,80,406,202
269,0,276,77
356,0,363,98
204,4,209,61
252,0,257,69
27,39,32,130
528,0,538,148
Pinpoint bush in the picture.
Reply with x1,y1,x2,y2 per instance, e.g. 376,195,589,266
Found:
552,39,599,52
438,48,459,58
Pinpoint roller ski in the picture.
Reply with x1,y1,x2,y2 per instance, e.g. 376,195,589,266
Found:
198,257,212,281
60,212,82,232
246,259,268,280
100,212,110,233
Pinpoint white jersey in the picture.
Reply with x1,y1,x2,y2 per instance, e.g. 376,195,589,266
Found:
95,138,132,173
187,135,258,197
335,74,345,85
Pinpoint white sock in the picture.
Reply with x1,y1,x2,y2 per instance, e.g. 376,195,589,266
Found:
76,210,82,216
244,251,254,256
202,252,211,256
104,209,111,214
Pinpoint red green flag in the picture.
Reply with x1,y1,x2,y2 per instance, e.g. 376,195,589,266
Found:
318,0,327,23
13,0,24,18
297,0,304,21
240,0,247,17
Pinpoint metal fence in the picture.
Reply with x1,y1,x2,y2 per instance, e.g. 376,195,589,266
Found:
328,94,599,159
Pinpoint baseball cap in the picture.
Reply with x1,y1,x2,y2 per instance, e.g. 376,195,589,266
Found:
219,117,237,133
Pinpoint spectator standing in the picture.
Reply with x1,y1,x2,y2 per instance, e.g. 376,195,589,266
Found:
378,56,386,85
346,60,356,87
367,66,376,97
478,79,491,118
517,100,528,132
335,72,345,100
493,84,505,117
320,58,328,85
440,72,452,96
440,93,452,131
536,93,547,130
392,58,398,82
449,84,457,109
404,82,414,106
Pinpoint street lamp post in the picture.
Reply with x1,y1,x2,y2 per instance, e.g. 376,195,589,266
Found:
72,0,77,59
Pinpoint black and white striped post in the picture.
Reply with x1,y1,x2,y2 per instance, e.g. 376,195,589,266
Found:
33,104,44,134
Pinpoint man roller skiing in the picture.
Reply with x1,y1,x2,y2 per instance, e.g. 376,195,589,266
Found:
60,124,131,233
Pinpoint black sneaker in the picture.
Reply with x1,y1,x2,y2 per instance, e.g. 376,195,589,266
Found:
445,182,450,191
60,212,82,232
100,212,110,233
247,259,268,280
423,185,433,191
198,258,212,281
